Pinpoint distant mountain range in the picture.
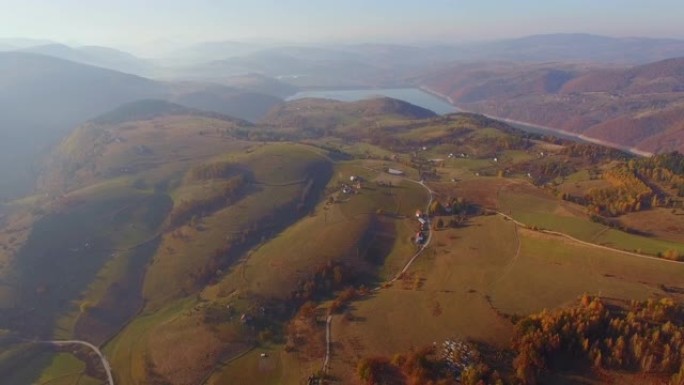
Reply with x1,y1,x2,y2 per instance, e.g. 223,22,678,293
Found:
453,33,684,63
20,44,155,76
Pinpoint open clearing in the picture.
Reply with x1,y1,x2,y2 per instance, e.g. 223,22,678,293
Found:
328,209,684,384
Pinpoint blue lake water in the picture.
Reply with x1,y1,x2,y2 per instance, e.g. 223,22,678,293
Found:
288,87,583,142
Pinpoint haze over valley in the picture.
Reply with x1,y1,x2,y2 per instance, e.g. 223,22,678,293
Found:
1,1,684,385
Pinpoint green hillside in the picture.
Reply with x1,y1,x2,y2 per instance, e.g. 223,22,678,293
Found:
1,98,683,385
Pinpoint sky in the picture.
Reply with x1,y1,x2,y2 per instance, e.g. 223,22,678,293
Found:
1,0,683,50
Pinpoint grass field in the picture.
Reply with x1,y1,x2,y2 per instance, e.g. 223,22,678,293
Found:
142,143,333,310
498,183,684,256
329,214,684,384
199,161,430,384
5,104,684,385
104,298,196,385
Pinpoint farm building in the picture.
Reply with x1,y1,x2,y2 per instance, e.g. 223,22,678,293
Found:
388,168,404,175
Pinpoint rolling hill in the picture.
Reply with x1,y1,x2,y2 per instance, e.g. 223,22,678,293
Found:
0,52,166,199
261,96,437,133
1,96,684,385
0,53,283,200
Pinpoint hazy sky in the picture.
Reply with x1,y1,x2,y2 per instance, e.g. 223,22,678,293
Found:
1,0,683,48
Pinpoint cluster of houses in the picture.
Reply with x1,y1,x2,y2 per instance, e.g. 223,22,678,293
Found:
448,152,468,159
441,339,476,377
415,209,428,244
341,175,363,194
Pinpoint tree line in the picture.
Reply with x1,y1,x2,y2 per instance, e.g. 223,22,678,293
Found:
512,296,684,385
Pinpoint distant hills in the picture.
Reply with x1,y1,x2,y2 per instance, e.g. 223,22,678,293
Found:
0,52,282,199
5,32,684,198
420,56,684,153
89,99,251,126
262,97,436,132
17,44,154,76
0,52,165,199
170,85,282,122
456,33,684,63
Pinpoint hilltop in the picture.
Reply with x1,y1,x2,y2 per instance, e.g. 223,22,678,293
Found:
89,99,251,125
262,97,436,132
0,53,282,200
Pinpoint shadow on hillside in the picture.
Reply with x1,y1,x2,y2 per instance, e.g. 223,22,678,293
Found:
0,193,172,341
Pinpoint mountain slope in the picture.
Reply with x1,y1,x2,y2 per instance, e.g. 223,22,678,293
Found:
170,85,282,122
0,53,286,199
420,57,684,153
0,52,166,198
20,44,153,75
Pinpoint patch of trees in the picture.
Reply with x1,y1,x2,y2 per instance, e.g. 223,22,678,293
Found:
187,161,237,181
634,151,684,197
474,134,530,152
429,197,477,227
587,214,646,236
356,343,506,385
585,166,655,216
659,249,684,262
512,296,684,385
560,143,628,162
638,151,684,175
289,261,353,307
357,347,457,385
284,262,367,354
167,174,246,228
216,126,300,142
530,159,575,182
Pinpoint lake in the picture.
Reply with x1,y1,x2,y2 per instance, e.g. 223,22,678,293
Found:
288,87,584,142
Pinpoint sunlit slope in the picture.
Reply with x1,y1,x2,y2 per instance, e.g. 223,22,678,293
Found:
0,104,334,384
105,159,428,385
142,143,334,310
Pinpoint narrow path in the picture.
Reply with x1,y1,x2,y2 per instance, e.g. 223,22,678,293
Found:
390,180,434,282
490,222,521,288
495,212,683,265
322,175,434,375
34,339,114,385
322,315,332,373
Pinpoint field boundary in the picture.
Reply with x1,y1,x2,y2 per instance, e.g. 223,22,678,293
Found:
31,339,114,385
495,212,683,265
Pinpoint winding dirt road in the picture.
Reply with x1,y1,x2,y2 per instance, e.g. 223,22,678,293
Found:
495,211,683,265
322,176,434,374
34,339,114,385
